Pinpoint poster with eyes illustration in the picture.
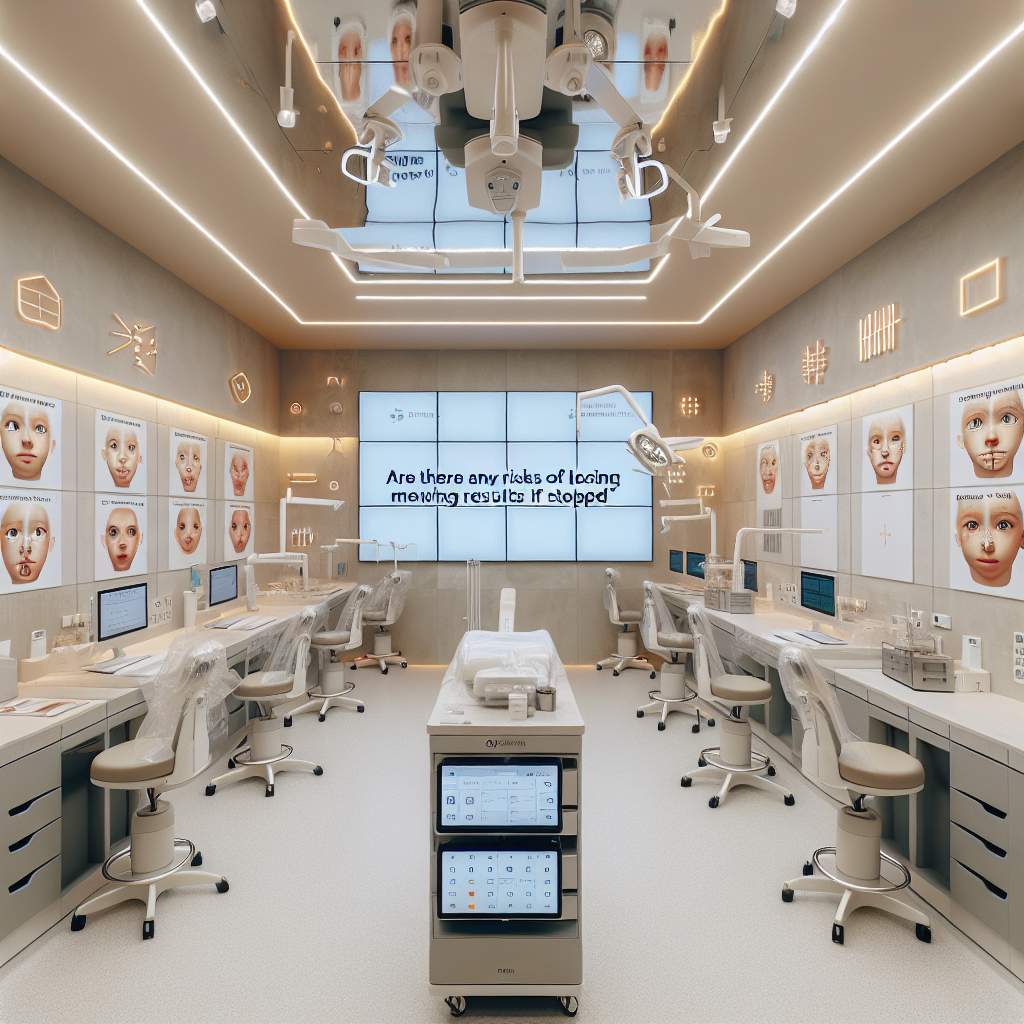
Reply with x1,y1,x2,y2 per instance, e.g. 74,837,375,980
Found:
950,377,1024,486
950,487,1024,599
860,405,914,491
168,499,207,570
0,489,61,594
96,410,147,494
799,425,838,496
95,494,147,582
0,385,62,490
224,442,254,501
224,502,254,560
755,440,782,511
169,428,208,499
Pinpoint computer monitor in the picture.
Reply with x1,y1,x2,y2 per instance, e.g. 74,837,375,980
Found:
800,571,836,617
669,549,684,574
96,582,149,643
743,559,758,593
209,564,238,607
436,758,562,833
686,551,706,580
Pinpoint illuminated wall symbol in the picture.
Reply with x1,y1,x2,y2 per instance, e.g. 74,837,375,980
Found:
326,375,343,387
287,472,318,484
329,480,340,492
857,303,901,362
700,441,719,460
754,370,775,404
229,371,253,404
678,395,701,417
108,314,157,376
800,339,829,384
289,402,303,415
329,401,343,415
667,465,687,487
697,484,716,498
328,437,343,455
960,258,1004,317
16,275,62,330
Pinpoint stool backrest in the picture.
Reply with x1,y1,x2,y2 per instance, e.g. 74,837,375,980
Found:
687,604,724,705
333,584,372,650
601,568,622,624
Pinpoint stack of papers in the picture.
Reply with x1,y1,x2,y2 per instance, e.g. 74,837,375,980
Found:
0,697,86,717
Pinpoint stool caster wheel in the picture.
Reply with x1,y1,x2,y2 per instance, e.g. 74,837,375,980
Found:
636,710,644,718
445,996,466,1018
708,796,720,809
707,718,716,727
802,861,813,876
400,661,408,668
831,923,844,945
784,794,796,806
191,851,203,867
697,756,707,767
767,764,777,777
558,996,579,1018
216,878,230,894
283,716,292,728
680,776,692,787
357,706,365,713
649,671,657,680
596,664,602,671
205,784,216,796
227,758,236,770
313,766,324,776
657,721,666,732
612,669,620,677
382,667,389,676
265,785,275,797
70,913,86,932
916,924,931,943
781,887,794,903
142,920,155,941
691,723,700,734
318,714,326,722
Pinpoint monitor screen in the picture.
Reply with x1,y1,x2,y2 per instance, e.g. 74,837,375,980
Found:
669,549,684,574
437,758,562,833
801,571,836,617
686,552,706,579
209,564,238,607
437,839,561,919
743,559,758,593
97,583,149,643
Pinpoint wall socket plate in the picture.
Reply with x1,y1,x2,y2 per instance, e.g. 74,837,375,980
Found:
149,594,174,628
1013,631,1024,685
932,612,951,630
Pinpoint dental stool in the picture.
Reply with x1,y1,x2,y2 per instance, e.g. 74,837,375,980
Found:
635,582,709,733
680,605,794,809
778,646,932,945
595,568,654,677
70,641,234,940
206,608,324,798
352,570,411,674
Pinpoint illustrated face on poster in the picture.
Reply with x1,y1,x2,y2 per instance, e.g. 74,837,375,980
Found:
862,405,913,489
951,488,1024,594
800,426,837,496
96,495,147,581
756,441,782,510
0,490,60,592
168,499,206,570
859,490,914,583
225,442,254,500
96,410,146,493
389,3,414,88
170,429,208,498
225,502,254,559
642,18,670,98
799,495,838,572
335,17,367,107
951,378,1024,484
0,386,60,488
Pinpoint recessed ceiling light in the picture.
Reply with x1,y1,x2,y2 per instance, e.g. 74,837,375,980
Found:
194,0,217,24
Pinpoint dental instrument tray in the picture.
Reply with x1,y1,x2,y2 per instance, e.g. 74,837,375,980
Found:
881,642,954,691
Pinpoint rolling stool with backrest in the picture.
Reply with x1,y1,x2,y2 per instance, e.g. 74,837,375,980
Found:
595,568,654,677
778,646,932,945
352,570,411,674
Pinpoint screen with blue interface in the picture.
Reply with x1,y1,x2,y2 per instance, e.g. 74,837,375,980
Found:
97,583,148,642
438,843,561,918
801,571,836,617
359,392,653,562
686,551,706,579
669,549,684,574
437,759,561,833
209,565,238,607
743,559,758,593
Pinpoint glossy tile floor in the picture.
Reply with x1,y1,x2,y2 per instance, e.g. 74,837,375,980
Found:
2,667,1023,1024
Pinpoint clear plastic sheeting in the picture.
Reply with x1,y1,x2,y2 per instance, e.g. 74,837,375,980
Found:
639,581,690,655
134,635,240,775
686,604,726,682
265,604,327,682
328,584,372,644
445,629,567,693
733,626,786,669
363,570,412,626
601,568,621,619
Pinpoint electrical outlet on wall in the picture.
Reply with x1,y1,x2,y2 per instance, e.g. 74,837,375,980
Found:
1013,631,1024,684
932,612,951,630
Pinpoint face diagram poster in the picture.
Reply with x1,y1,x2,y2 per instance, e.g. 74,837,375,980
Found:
951,487,1024,598
96,494,147,582
0,489,61,593
950,376,1024,485
225,502,254,560
169,428,208,498
799,426,838,496
0,385,61,489
224,442,254,500
861,404,914,491
756,440,782,510
96,409,147,494
168,498,207,570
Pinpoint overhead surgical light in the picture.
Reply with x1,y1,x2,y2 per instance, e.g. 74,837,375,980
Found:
194,0,217,24
277,30,298,128
712,85,732,145
776,0,798,18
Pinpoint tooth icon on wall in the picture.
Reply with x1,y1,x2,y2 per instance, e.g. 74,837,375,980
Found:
229,371,253,404
16,275,62,331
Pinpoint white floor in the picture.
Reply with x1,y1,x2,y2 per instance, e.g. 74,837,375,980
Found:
2,666,1023,1024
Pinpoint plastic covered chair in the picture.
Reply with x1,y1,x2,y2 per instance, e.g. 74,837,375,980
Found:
353,570,411,674
680,606,794,809
635,582,708,733
206,606,327,798
70,636,237,940
595,568,655,677
777,646,932,946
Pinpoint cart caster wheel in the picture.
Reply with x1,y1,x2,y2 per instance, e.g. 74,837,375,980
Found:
657,721,666,731
781,887,794,903
351,664,357,671
612,669,620,677
832,923,844,945
283,716,292,728
707,718,716,727
650,670,657,679
691,723,700,734
559,996,579,1018
227,758,236,770
401,661,408,669
697,756,707,767
265,785,275,797
70,913,86,932
916,923,932,944
803,861,814,876
142,920,155,941
318,714,326,722
767,764,777,777
357,705,365,713
205,784,216,796
313,766,324,776
680,776,692,787
709,796,720,809
445,996,466,1018
190,851,203,867
784,794,796,806
216,878,229,894
382,667,389,675
636,710,644,718
595,663,602,670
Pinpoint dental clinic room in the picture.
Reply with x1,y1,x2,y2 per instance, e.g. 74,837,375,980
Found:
2,1,1024,1022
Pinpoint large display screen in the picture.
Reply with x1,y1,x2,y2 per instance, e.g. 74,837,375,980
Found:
437,758,561,833
437,840,561,919
359,391,653,562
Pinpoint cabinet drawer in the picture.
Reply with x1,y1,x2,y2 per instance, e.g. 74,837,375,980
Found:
1,744,59,815
1,788,60,849
951,788,1009,850
951,859,1008,939
4,819,60,889
952,744,1008,812
0,854,60,938
951,822,1011,894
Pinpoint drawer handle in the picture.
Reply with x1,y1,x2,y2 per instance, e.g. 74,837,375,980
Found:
956,860,1008,901
953,788,1007,820
7,788,56,817
953,822,1007,858
8,832,35,853
8,861,47,894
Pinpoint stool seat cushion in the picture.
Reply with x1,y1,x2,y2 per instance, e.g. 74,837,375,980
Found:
363,609,387,622
710,673,772,703
313,630,352,648
234,669,293,700
838,741,924,792
92,738,175,785
617,610,642,623
657,631,693,649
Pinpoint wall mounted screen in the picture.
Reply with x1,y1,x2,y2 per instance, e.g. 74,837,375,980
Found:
358,392,652,562
686,551,706,579
800,571,836,617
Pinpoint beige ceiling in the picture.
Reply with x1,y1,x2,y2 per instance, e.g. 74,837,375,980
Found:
0,0,1021,350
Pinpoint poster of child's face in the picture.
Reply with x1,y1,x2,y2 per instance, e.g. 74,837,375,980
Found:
950,378,1024,485
800,425,837,496
96,410,146,494
862,405,913,490
641,18,670,100
390,3,415,88
0,490,60,593
96,495,147,581
169,428,208,498
0,386,61,489
225,502,254,559
756,441,782,510
168,499,206,570
951,488,1024,597
335,16,367,107
224,442,254,500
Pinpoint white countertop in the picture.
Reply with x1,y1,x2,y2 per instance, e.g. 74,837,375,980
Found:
427,675,584,735
0,698,109,767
